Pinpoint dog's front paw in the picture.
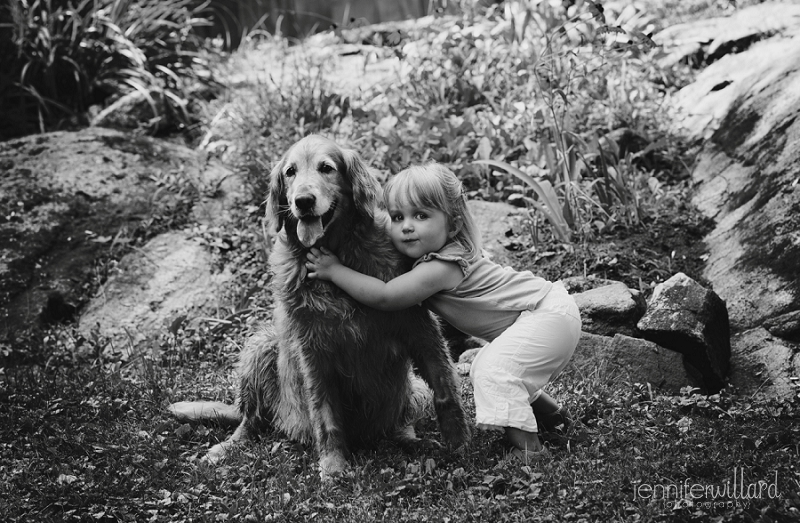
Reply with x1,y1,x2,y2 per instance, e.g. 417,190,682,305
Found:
202,441,231,465
443,423,471,450
393,424,420,448
437,405,471,449
318,452,349,481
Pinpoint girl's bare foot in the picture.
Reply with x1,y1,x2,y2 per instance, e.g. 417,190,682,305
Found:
505,426,543,452
506,446,551,464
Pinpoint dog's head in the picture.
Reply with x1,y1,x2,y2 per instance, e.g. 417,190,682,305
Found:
267,135,379,247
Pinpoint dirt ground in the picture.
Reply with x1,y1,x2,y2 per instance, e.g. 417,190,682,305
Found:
515,209,714,293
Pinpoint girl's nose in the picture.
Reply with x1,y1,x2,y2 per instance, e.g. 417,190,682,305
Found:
402,220,414,233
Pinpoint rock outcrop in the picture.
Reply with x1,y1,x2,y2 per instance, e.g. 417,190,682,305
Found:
78,231,235,360
668,3,800,335
0,127,244,357
727,328,799,401
653,2,800,66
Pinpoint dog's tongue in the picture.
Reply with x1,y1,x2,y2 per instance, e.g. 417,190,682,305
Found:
297,217,324,247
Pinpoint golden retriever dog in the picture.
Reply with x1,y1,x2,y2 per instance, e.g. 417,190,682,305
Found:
170,135,470,479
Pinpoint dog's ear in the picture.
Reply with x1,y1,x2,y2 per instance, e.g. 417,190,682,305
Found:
342,148,379,222
267,158,287,232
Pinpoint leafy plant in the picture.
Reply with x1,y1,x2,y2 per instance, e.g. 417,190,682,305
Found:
475,158,572,242
346,0,675,245
1,0,220,139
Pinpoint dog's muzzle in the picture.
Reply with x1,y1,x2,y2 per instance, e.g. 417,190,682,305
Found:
296,199,337,247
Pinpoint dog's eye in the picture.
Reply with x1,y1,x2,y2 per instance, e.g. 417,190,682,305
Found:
319,163,335,174
285,166,296,177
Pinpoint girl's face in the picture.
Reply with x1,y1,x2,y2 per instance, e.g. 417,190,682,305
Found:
387,197,453,259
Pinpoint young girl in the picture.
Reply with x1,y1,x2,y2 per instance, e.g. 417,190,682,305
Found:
305,163,582,460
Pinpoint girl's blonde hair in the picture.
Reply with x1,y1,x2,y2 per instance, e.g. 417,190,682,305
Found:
383,163,482,261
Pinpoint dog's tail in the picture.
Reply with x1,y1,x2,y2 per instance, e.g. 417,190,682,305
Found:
168,400,242,426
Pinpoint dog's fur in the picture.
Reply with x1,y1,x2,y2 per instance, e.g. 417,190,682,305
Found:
170,135,470,478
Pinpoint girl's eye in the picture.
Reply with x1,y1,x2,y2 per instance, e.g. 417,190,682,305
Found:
285,166,296,177
390,214,403,222
415,212,427,220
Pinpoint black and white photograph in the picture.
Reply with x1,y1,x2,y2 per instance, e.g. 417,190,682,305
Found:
1,0,798,521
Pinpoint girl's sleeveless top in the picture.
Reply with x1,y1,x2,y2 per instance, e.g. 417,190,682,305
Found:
412,243,553,341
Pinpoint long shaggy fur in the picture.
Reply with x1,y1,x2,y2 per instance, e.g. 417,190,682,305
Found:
170,136,470,478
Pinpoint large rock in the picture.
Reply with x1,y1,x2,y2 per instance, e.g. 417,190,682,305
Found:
567,332,694,393
653,2,800,66
0,127,242,343
637,273,730,392
572,282,646,337
78,231,234,359
728,328,799,401
671,27,800,334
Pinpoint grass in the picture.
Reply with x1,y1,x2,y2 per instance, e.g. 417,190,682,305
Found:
2,335,798,522
2,0,799,522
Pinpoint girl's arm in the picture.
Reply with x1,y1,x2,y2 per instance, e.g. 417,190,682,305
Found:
306,247,462,311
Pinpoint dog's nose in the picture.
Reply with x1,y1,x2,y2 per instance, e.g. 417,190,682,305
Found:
294,194,316,212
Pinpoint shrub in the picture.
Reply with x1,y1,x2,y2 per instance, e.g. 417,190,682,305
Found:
0,0,220,140
353,0,678,244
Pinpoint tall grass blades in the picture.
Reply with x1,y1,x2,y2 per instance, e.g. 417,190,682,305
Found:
1,0,219,140
475,158,572,242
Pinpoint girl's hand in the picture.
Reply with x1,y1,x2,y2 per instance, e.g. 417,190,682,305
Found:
306,247,341,280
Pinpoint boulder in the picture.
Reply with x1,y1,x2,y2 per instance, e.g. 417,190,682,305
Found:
671,29,800,333
0,127,243,345
727,328,799,401
567,331,611,375
567,332,694,393
78,231,234,360
637,273,730,392
462,331,695,393
607,335,694,394
653,2,800,67
572,282,646,337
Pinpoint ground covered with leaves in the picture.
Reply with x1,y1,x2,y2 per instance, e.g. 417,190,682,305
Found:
2,340,799,522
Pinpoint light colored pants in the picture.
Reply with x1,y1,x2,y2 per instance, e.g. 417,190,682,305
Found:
470,281,582,433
